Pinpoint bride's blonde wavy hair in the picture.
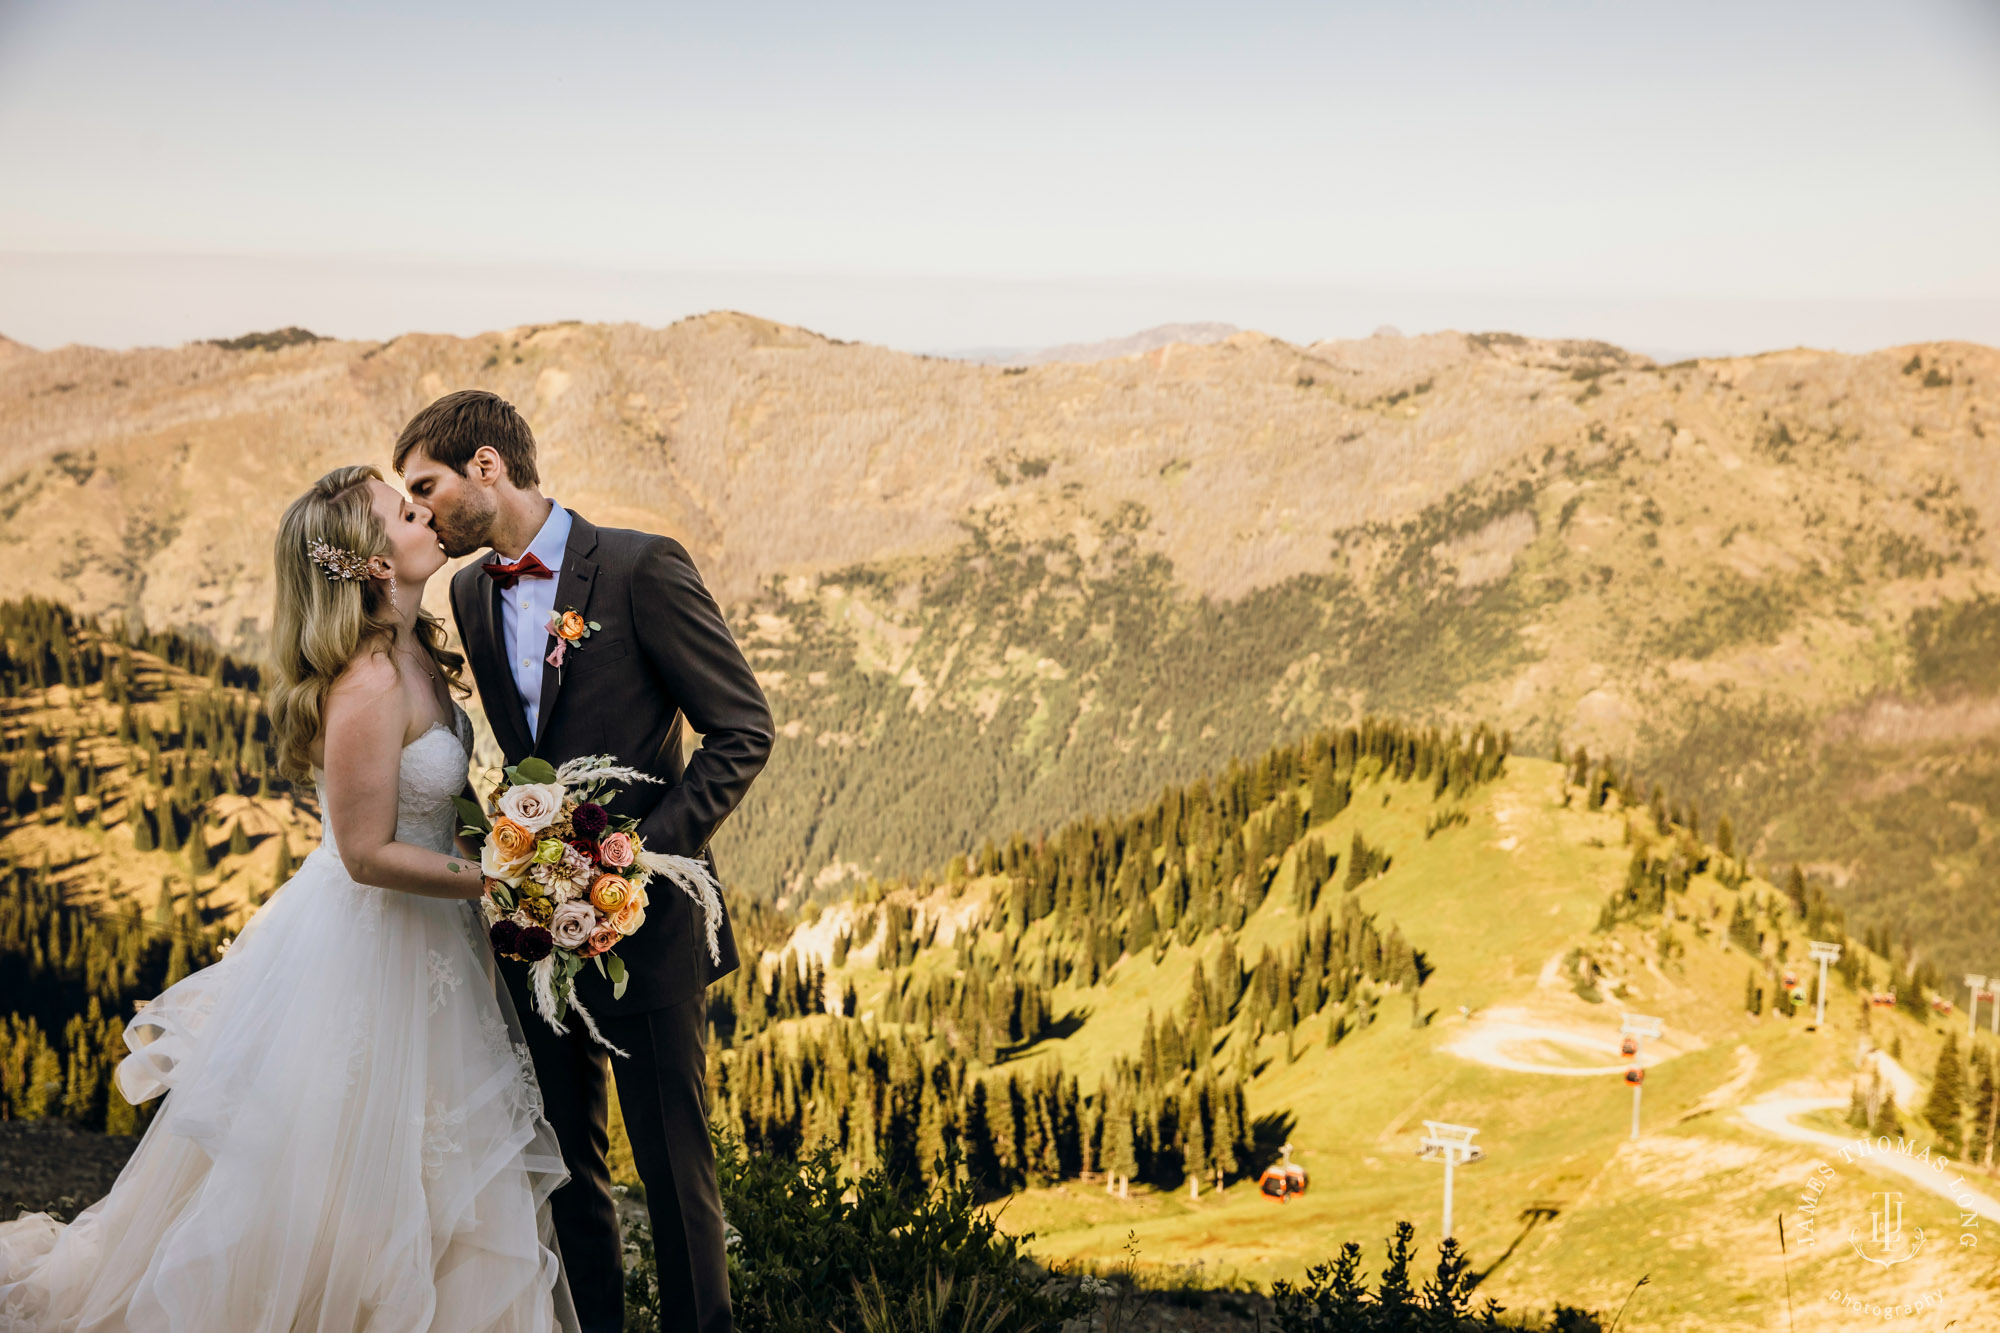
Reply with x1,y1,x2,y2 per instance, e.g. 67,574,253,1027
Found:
268,464,468,783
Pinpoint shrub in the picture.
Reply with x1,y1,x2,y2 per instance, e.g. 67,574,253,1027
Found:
1268,1223,1605,1331
625,1131,1089,1333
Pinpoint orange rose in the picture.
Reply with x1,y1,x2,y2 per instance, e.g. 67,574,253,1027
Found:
560,611,588,640
609,885,648,935
486,817,537,876
588,873,630,914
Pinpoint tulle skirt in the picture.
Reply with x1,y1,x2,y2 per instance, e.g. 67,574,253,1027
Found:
0,846,577,1332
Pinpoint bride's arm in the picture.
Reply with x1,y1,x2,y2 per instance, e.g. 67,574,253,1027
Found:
321,653,483,900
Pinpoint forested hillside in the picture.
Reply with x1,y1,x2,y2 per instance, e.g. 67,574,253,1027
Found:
701,717,1508,1199
0,598,309,1133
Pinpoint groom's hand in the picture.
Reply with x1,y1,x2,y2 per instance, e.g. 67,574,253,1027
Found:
630,537,774,858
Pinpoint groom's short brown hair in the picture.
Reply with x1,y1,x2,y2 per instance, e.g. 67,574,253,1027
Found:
393,389,540,488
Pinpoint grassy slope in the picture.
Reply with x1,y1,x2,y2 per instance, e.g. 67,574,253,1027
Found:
790,757,2000,1330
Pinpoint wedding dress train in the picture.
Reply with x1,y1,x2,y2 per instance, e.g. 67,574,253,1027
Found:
0,704,577,1332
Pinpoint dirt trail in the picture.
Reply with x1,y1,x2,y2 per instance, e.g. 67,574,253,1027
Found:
1738,1096,2000,1223
1442,1007,1670,1077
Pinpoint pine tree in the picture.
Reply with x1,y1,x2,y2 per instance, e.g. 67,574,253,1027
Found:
132,798,155,851
1870,1091,1902,1139
1105,1092,1138,1198
1968,1058,1998,1170
1923,1033,1967,1153
228,819,250,858
1183,1085,1209,1198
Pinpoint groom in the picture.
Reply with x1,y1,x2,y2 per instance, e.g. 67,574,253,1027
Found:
395,389,771,1333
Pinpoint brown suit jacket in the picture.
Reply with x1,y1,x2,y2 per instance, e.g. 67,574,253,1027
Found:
449,510,770,1012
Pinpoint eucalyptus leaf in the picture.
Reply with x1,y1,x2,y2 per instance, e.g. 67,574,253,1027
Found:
593,954,607,978
608,955,628,1000
452,796,492,833
515,757,559,785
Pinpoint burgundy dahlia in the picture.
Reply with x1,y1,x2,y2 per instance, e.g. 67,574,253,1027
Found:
567,838,600,863
571,802,610,839
489,918,523,956
514,926,555,963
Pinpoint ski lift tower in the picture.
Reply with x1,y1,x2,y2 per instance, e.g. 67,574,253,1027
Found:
1966,975,1988,1042
1620,1014,1662,1140
1807,941,1842,1029
1418,1121,1482,1239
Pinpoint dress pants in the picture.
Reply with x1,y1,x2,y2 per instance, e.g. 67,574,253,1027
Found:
503,970,732,1333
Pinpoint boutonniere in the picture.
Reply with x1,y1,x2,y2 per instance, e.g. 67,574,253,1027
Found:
545,607,601,668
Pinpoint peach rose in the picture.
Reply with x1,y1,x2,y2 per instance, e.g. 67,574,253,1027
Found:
588,874,631,914
490,817,536,866
582,923,621,957
609,885,648,936
597,832,635,868
559,610,588,640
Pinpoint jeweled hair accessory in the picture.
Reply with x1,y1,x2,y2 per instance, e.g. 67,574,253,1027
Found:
307,539,372,582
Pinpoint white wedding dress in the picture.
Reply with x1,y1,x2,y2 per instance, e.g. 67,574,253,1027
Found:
0,704,578,1332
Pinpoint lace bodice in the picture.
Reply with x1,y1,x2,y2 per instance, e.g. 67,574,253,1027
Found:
313,704,474,859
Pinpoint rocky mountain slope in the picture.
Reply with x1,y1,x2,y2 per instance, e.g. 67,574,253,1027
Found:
1,316,1995,969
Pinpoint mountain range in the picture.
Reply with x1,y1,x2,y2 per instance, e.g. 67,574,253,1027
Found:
0,314,1995,972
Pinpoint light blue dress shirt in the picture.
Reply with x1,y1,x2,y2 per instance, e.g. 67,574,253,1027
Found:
485,500,572,739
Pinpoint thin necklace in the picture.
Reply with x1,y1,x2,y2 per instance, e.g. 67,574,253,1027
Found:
400,638,437,681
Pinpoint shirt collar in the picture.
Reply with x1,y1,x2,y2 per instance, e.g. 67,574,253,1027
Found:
487,501,571,572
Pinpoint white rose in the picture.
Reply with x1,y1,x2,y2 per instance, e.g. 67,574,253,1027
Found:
481,839,525,884
497,782,565,833
549,900,598,951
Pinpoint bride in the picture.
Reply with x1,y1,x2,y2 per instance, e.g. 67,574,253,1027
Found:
0,465,577,1332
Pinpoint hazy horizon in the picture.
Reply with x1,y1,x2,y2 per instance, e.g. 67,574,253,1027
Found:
2,0,1997,357
5,252,1998,363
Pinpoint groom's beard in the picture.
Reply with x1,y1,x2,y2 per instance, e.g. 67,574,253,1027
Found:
432,491,498,559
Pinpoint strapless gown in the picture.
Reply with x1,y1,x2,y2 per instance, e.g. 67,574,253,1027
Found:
0,704,577,1332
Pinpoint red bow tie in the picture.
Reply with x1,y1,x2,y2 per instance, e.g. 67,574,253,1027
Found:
484,551,555,590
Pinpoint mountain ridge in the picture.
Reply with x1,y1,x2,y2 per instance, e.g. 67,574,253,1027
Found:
3,314,1997,972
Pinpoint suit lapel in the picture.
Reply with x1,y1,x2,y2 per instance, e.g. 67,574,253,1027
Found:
533,511,600,750
463,562,535,761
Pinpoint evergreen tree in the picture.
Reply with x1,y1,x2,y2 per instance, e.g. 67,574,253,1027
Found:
1183,1085,1209,1198
1967,1056,1998,1169
1923,1033,1967,1153
1870,1092,1902,1139
1104,1090,1138,1198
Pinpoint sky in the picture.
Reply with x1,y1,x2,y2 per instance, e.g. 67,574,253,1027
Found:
1,0,1997,358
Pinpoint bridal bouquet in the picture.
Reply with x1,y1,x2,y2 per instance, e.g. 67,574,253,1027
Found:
458,754,724,1053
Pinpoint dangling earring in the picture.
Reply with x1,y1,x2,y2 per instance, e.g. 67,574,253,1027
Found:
389,575,401,617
